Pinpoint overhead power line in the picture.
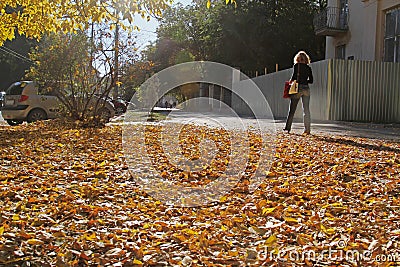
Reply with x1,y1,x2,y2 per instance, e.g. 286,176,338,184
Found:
0,46,33,63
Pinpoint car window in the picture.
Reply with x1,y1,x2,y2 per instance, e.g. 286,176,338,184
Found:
5,82,27,95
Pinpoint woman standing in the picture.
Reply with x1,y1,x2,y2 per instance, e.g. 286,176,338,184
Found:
284,51,314,135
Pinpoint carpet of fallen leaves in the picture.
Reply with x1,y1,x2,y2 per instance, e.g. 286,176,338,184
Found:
1,120,400,267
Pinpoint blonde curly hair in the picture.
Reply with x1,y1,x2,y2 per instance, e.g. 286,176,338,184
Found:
294,51,311,64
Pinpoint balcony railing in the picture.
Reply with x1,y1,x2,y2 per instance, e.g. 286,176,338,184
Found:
313,7,349,36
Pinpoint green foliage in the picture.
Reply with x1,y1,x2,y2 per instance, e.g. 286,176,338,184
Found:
175,50,195,64
120,61,156,102
143,0,326,75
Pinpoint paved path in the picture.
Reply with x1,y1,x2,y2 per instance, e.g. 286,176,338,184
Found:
2,111,399,142
120,110,400,142
275,119,400,141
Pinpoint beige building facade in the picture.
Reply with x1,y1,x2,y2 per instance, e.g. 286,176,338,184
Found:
314,0,400,62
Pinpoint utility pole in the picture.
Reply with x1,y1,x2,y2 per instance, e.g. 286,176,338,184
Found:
90,22,95,70
113,19,119,99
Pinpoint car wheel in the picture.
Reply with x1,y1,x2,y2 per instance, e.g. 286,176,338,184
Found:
98,108,112,123
6,120,23,126
27,109,47,123
115,106,125,114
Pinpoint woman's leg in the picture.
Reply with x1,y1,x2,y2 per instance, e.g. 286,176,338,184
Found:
301,91,311,133
284,95,300,132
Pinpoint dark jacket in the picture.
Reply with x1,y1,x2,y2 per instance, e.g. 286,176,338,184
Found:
290,63,313,85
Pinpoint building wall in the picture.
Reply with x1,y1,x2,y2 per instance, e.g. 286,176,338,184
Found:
325,0,338,59
325,0,400,61
361,0,379,60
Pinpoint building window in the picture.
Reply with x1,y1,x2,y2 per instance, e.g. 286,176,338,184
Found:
336,45,346,59
384,8,400,62
339,0,349,29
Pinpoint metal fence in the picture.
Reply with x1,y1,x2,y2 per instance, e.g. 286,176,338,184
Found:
232,59,400,123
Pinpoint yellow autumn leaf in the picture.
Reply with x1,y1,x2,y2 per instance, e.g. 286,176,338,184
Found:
27,238,44,245
286,206,298,212
284,217,298,223
262,207,276,215
228,250,239,257
182,229,197,236
84,232,97,241
133,259,143,265
265,234,277,246
172,234,187,243
53,231,66,238
320,223,335,235
296,234,312,245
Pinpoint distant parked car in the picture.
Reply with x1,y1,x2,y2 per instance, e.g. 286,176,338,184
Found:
112,98,127,114
1,81,115,126
95,94,127,115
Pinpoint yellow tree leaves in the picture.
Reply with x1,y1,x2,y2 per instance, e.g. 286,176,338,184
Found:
206,0,236,9
0,0,172,45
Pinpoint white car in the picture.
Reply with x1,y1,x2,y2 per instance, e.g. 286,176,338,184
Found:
1,81,115,126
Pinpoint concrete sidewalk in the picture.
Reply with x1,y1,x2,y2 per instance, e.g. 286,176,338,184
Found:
2,111,399,142
274,119,400,141
124,110,400,142
158,110,400,142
